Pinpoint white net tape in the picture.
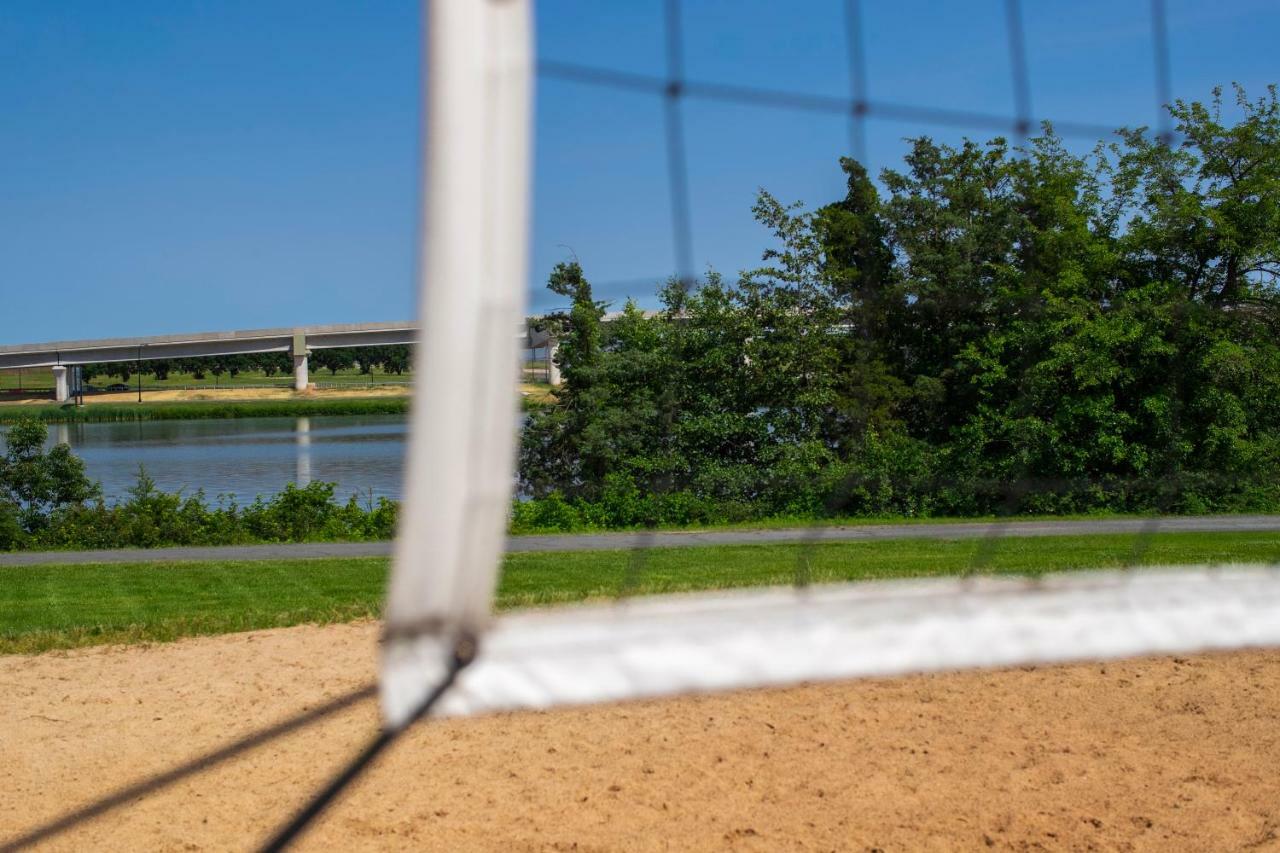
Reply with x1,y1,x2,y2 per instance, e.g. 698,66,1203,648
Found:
381,566,1280,719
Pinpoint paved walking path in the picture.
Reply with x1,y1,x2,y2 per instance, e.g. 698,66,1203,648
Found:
3,514,1279,567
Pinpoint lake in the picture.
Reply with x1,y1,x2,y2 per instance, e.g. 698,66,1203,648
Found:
40,415,409,504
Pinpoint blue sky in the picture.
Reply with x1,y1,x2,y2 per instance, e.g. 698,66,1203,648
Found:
2,0,1277,342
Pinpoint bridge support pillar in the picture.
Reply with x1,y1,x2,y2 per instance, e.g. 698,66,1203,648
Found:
293,355,309,391
291,331,310,392
52,365,69,402
547,340,561,385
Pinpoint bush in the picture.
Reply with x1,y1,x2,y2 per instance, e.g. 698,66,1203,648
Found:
0,501,27,550
2,462,401,552
510,491,585,533
1,416,99,537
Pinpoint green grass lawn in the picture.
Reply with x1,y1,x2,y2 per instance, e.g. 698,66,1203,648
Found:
3,530,1277,654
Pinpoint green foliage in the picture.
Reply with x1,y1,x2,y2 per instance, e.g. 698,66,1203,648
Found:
519,87,1280,525
0,501,26,550
0,416,99,537
26,474,399,552
79,346,412,386
0,421,398,550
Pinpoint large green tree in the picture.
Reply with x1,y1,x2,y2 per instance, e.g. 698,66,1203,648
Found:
0,417,99,542
518,86,1280,524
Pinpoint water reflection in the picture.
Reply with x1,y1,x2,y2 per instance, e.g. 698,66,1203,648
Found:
296,416,312,488
36,415,408,504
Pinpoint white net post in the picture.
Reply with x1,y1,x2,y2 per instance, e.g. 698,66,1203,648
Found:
381,0,534,730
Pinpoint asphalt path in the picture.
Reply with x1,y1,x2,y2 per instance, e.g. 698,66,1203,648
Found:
3,514,1280,567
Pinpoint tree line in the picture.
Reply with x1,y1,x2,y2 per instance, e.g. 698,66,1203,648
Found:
519,85,1280,527
7,85,1280,545
81,345,412,384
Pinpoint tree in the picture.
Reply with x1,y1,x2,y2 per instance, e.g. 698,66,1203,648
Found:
520,261,608,497
381,345,411,375
546,260,605,397
0,417,98,533
814,158,906,443
311,348,356,377
1109,84,1280,307
517,86,1280,522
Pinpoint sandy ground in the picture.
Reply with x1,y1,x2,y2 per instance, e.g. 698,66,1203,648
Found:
2,624,1277,852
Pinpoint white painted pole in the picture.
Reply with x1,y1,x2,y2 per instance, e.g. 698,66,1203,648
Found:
291,331,309,392
381,0,534,729
547,340,562,385
292,355,309,391
51,365,69,402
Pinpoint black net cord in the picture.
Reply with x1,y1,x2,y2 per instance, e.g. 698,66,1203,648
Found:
257,636,475,852
1150,0,1174,143
0,683,378,853
662,0,695,285
1004,0,1032,140
842,0,869,165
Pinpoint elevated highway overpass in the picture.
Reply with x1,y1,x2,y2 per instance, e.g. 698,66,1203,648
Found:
0,321,559,401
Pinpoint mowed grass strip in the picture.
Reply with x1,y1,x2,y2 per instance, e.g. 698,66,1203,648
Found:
0,397,411,423
3,530,1278,654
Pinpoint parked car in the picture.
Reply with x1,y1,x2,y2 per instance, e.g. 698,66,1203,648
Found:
106,383,130,391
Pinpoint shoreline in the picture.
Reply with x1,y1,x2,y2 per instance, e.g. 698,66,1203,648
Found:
0,384,554,422
0,396,410,423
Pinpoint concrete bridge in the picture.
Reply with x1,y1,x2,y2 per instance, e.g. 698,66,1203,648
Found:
0,321,560,401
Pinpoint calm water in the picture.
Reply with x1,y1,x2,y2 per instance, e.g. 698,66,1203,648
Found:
39,415,408,504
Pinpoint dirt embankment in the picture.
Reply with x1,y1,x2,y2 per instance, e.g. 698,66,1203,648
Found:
2,623,1277,851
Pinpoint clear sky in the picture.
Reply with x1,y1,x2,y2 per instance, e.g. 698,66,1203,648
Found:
2,0,1277,342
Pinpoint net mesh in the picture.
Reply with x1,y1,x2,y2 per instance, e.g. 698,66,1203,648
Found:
10,4,1279,850
535,0,1175,293
525,0,1192,593
510,0,1280,706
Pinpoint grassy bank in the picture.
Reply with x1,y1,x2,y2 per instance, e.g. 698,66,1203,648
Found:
3,530,1276,654
0,389,553,423
0,366,411,391
0,397,412,423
